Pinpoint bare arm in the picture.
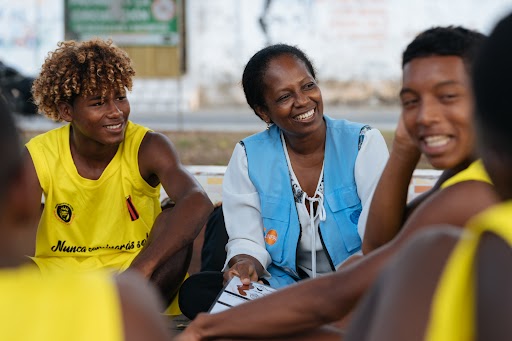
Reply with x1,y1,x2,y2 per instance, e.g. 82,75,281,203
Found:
396,181,499,241
116,271,174,341
346,227,460,341
363,114,420,253
129,132,213,278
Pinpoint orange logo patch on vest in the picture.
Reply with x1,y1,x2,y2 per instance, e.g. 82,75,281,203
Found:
265,229,278,245
54,203,74,224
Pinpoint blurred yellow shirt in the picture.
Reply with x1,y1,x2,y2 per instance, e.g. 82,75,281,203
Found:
425,201,512,340
441,159,491,189
0,265,122,341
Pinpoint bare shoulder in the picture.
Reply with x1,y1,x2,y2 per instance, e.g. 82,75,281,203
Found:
431,180,498,211
401,180,499,238
139,131,178,159
138,131,183,181
347,227,460,341
116,271,174,341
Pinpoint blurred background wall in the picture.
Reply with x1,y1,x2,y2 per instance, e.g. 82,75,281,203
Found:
1,0,511,114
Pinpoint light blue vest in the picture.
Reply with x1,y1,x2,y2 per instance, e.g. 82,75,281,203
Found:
243,115,364,288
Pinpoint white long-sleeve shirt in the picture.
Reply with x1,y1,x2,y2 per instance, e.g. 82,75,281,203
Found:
222,128,389,278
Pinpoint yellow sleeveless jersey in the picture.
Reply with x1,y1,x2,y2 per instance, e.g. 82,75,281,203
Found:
26,121,161,274
441,159,491,189
0,265,122,341
425,201,512,340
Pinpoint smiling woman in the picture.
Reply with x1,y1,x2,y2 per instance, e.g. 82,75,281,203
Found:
178,43,390,320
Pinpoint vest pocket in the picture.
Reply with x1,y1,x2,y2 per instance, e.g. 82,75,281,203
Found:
260,199,291,264
267,264,299,289
325,186,362,252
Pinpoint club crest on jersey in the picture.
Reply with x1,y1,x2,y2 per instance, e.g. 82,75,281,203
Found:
55,203,74,224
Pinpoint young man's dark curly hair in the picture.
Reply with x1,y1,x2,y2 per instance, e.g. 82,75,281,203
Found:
32,38,135,122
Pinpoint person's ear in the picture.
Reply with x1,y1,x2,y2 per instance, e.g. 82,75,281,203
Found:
255,106,271,125
57,102,73,122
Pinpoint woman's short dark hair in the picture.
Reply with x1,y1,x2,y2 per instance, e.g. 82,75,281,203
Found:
242,44,316,118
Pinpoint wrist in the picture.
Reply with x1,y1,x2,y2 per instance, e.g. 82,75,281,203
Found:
390,144,421,166
228,254,254,268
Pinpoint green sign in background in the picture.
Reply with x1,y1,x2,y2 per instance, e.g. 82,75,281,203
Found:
66,0,178,45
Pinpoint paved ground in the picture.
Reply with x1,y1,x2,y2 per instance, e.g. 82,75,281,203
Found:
14,104,401,133
169,314,190,335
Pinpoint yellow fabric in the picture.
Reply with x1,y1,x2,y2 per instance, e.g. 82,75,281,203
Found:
26,121,161,273
26,121,186,315
425,201,512,340
0,265,122,341
441,159,491,189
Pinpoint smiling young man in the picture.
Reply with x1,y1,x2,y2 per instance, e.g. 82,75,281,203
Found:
25,38,213,314
363,27,493,253
346,14,512,340
177,27,500,341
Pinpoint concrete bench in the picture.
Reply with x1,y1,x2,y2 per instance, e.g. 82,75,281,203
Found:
162,166,443,205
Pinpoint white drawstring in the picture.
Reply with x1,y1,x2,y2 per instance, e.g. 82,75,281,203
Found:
280,130,326,279
301,191,326,279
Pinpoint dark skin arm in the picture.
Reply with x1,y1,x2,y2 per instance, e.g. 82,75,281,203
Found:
363,114,420,254
179,180,498,340
178,326,345,341
129,132,213,278
116,270,175,341
346,227,460,341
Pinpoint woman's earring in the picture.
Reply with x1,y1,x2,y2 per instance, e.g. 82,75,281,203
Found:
266,122,271,130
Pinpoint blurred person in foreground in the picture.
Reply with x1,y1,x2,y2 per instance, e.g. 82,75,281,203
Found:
177,26,500,340
178,43,389,321
0,95,173,340
25,38,213,315
346,11,512,340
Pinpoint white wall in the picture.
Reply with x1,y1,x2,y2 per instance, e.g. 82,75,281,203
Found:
1,0,511,109
186,0,512,106
0,0,63,76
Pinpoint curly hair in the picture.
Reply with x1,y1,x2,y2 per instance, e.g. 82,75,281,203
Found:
32,38,135,121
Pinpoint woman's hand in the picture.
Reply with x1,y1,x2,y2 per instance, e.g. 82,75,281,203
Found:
224,254,263,285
